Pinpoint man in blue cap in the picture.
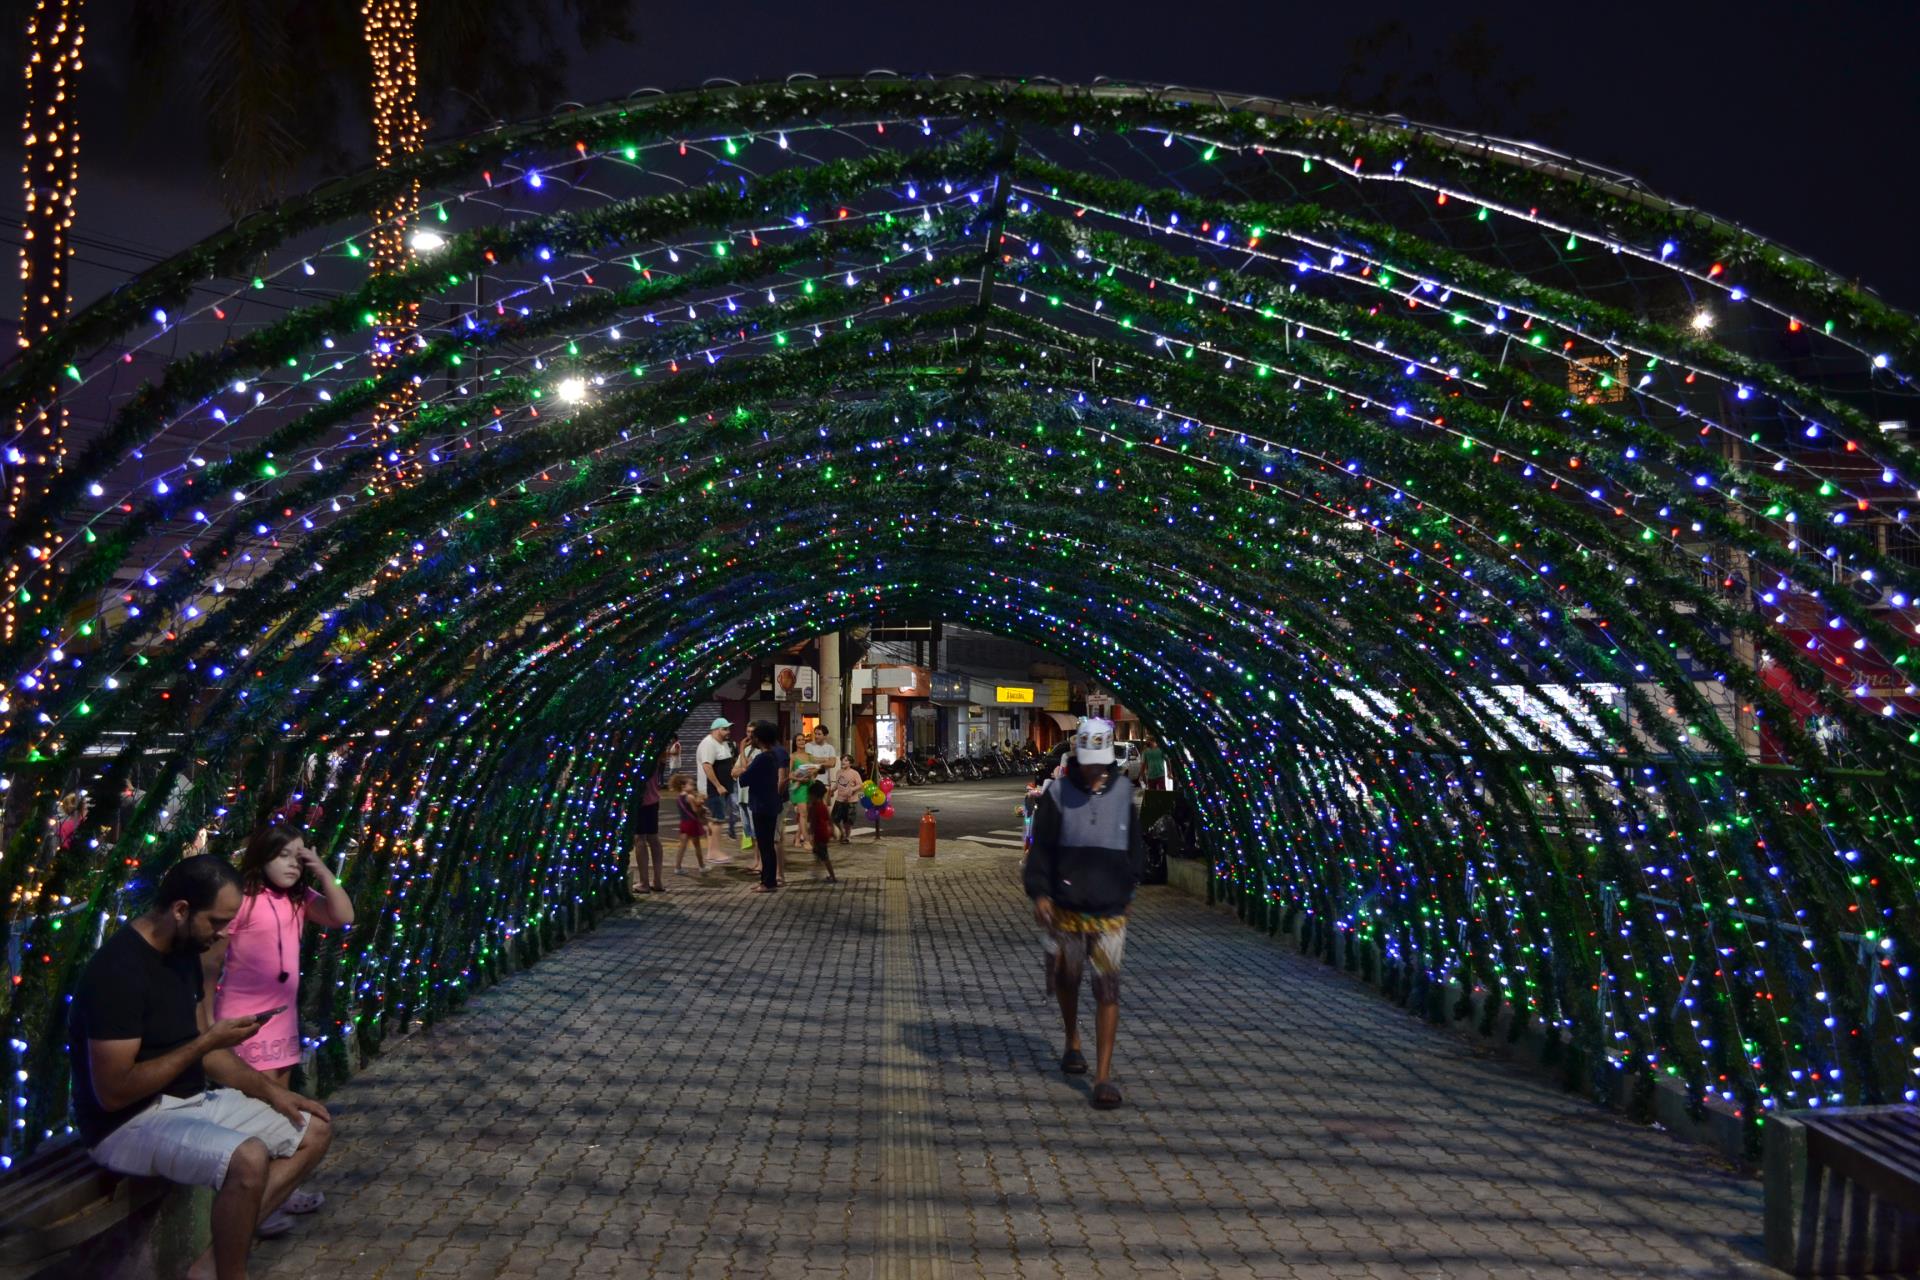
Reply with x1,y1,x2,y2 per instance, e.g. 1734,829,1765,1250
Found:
695,717,739,848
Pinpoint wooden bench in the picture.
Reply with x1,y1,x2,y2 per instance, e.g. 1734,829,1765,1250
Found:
1766,1105,1920,1275
0,1138,208,1280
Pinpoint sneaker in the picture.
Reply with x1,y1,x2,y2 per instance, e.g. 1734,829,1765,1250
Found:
257,1209,296,1239
283,1188,326,1215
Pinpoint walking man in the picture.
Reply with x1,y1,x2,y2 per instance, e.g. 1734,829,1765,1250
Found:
69,855,333,1280
1141,734,1170,791
1024,716,1145,1109
696,717,739,848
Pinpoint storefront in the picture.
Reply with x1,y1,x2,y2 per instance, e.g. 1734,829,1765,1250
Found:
930,672,970,755
1039,711,1079,751
961,680,1054,752
853,665,929,763
1085,690,1142,740
927,672,1075,755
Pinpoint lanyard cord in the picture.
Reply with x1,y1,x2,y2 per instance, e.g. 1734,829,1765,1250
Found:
264,891,290,983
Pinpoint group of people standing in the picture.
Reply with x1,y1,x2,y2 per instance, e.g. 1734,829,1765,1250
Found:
66,822,357,1278
627,718,863,894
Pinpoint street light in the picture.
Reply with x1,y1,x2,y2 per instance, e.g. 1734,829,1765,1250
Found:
1690,309,1714,333
409,228,447,254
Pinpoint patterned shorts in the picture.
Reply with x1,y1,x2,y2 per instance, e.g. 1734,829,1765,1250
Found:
1045,910,1127,1002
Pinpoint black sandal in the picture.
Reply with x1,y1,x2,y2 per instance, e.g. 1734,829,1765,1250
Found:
1092,1081,1123,1109
1060,1048,1088,1075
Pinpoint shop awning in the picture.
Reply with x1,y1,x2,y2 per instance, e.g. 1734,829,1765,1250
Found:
1045,712,1079,730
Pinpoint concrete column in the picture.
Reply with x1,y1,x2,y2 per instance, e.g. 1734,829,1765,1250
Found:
819,632,845,755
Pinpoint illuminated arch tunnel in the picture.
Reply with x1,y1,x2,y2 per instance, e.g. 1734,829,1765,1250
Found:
3,78,1918,1165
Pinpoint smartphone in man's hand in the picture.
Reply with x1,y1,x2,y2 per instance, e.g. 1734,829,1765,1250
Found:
253,1005,288,1023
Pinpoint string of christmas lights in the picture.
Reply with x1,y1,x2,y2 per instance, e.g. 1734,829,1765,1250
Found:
5,0,85,652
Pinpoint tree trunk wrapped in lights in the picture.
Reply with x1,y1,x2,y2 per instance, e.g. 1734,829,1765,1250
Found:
3,1,85,900
7,0,85,652
362,0,423,484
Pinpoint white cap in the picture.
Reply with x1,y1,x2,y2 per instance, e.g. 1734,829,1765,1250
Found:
1073,716,1116,765
710,717,732,730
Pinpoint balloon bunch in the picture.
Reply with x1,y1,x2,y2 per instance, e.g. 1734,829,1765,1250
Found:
861,777,896,822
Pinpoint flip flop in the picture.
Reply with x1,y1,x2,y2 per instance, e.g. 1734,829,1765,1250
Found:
1060,1048,1088,1075
1092,1081,1123,1110
282,1188,326,1214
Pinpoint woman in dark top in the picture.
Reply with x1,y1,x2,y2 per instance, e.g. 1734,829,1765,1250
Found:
735,721,789,892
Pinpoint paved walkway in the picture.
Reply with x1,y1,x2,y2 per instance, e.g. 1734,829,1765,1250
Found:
255,840,1776,1280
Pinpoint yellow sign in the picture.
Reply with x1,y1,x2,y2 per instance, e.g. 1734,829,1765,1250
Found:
995,686,1035,704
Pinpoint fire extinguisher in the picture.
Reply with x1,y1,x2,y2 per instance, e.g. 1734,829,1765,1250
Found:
919,808,938,858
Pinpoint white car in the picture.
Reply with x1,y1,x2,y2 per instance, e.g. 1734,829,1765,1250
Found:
1111,740,1144,781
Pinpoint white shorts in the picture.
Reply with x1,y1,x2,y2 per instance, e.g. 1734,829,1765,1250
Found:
89,1088,307,1190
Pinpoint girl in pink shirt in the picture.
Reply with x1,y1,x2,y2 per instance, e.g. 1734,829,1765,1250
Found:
213,823,356,1085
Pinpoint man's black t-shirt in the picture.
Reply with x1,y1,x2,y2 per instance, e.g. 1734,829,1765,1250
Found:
67,926,206,1146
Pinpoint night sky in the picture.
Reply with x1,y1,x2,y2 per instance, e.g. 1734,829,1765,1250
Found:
6,0,1919,316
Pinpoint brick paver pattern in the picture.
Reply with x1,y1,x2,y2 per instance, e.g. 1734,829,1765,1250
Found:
254,841,1777,1280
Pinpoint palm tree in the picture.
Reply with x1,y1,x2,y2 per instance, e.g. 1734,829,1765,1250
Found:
120,0,638,477
120,0,638,219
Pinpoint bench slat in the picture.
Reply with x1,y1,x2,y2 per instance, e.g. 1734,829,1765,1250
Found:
0,1179,163,1271
0,1167,122,1239
1805,1116,1920,1219
0,1147,100,1223
1834,1133,1920,1188
1816,1112,1920,1142
1805,1114,1920,1175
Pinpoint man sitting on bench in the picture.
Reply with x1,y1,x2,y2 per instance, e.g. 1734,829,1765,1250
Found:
67,855,333,1280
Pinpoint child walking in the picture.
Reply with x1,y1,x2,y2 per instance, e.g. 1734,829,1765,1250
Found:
672,774,708,873
806,779,837,883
